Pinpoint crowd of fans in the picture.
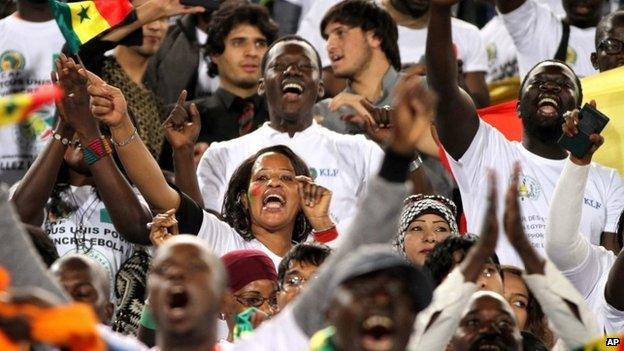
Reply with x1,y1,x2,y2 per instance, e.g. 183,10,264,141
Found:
1,0,624,349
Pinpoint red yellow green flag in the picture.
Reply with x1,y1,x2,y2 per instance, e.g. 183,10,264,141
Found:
0,85,63,126
48,0,133,53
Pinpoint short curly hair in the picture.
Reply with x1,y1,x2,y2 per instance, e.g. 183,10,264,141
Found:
205,0,278,77
424,234,501,287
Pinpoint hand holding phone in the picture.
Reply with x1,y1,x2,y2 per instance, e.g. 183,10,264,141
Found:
558,103,609,159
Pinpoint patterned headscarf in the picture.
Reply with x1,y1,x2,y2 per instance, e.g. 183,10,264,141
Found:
394,194,459,257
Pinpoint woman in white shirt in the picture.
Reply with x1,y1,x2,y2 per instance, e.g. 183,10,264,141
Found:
86,72,337,265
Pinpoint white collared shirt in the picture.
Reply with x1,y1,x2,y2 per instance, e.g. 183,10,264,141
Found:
197,122,384,241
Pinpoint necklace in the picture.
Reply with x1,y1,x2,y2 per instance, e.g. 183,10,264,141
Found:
66,186,101,254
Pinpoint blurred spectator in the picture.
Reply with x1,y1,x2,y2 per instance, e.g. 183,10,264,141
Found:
0,0,64,186
591,10,624,72
495,0,604,78
145,0,223,104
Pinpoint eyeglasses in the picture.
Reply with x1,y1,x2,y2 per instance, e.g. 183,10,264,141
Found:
598,38,624,55
233,292,278,309
281,275,308,292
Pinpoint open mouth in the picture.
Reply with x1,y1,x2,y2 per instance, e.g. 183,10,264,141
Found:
536,96,560,117
361,315,395,351
262,193,286,210
166,286,190,320
573,4,591,15
281,81,304,99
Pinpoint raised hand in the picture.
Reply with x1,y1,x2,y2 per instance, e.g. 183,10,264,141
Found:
389,69,437,154
164,90,201,151
54,54,95,136
503,163,525,247
295,176,334,231
562,100,604,166
86,71,129,129
479,170,499,254
151,0,205,19
148,209,179,246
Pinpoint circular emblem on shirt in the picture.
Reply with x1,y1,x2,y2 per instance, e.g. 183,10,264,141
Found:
309,167,318,180
565,47,577,65
517,174,541,201
0,50,26,72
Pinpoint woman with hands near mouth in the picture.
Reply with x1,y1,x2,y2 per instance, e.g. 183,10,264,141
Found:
86,70,337,266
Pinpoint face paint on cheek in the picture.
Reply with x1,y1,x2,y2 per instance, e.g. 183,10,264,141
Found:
249,183,262,200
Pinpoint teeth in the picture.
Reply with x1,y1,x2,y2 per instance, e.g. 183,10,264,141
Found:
263,194,285,205
538,97,559,108
282,83,303,93
363,316,394,330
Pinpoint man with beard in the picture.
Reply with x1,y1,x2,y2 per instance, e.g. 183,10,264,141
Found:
495,0,604,78
196,35,385,235
427,0,624,266
410,166,600,350
297,0,490,107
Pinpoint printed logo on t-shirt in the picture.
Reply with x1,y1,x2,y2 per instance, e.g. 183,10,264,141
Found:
517,174,541,201
309,167,339,178
566,47,577,65
0,50,26,72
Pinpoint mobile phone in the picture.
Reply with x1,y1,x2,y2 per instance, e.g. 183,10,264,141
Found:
180,0,220,9
557,103,610,158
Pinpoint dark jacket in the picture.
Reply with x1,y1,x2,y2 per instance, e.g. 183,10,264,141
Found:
144,15,203,105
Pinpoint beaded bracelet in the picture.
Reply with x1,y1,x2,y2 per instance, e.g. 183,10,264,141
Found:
83,136,112,166
52,131,71,146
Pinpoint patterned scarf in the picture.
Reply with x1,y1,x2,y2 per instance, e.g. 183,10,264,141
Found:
309,327,336,351
394,194,459,257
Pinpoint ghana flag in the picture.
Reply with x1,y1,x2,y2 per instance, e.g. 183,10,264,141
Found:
48,0,133,53
0,85,63,126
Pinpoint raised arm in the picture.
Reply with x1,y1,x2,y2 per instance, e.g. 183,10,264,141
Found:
506,164,600,347
409,172,499,350
545,109,600,272
87,71,180,214
11,117,73,226
163,91,205,207
291,72,437,336
58,56,153,245
426,0,479,160
101,0,204,43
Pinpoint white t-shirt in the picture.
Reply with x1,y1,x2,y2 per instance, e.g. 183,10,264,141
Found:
44,186,136,290
448,120,624,267
562,243,624,333
0,14,64,186
296,0,488,73
481,16,518,83
501,0,597,79
196,122,383,237
197,210,283,268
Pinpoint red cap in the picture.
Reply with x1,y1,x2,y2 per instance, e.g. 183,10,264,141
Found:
221,249,277,292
